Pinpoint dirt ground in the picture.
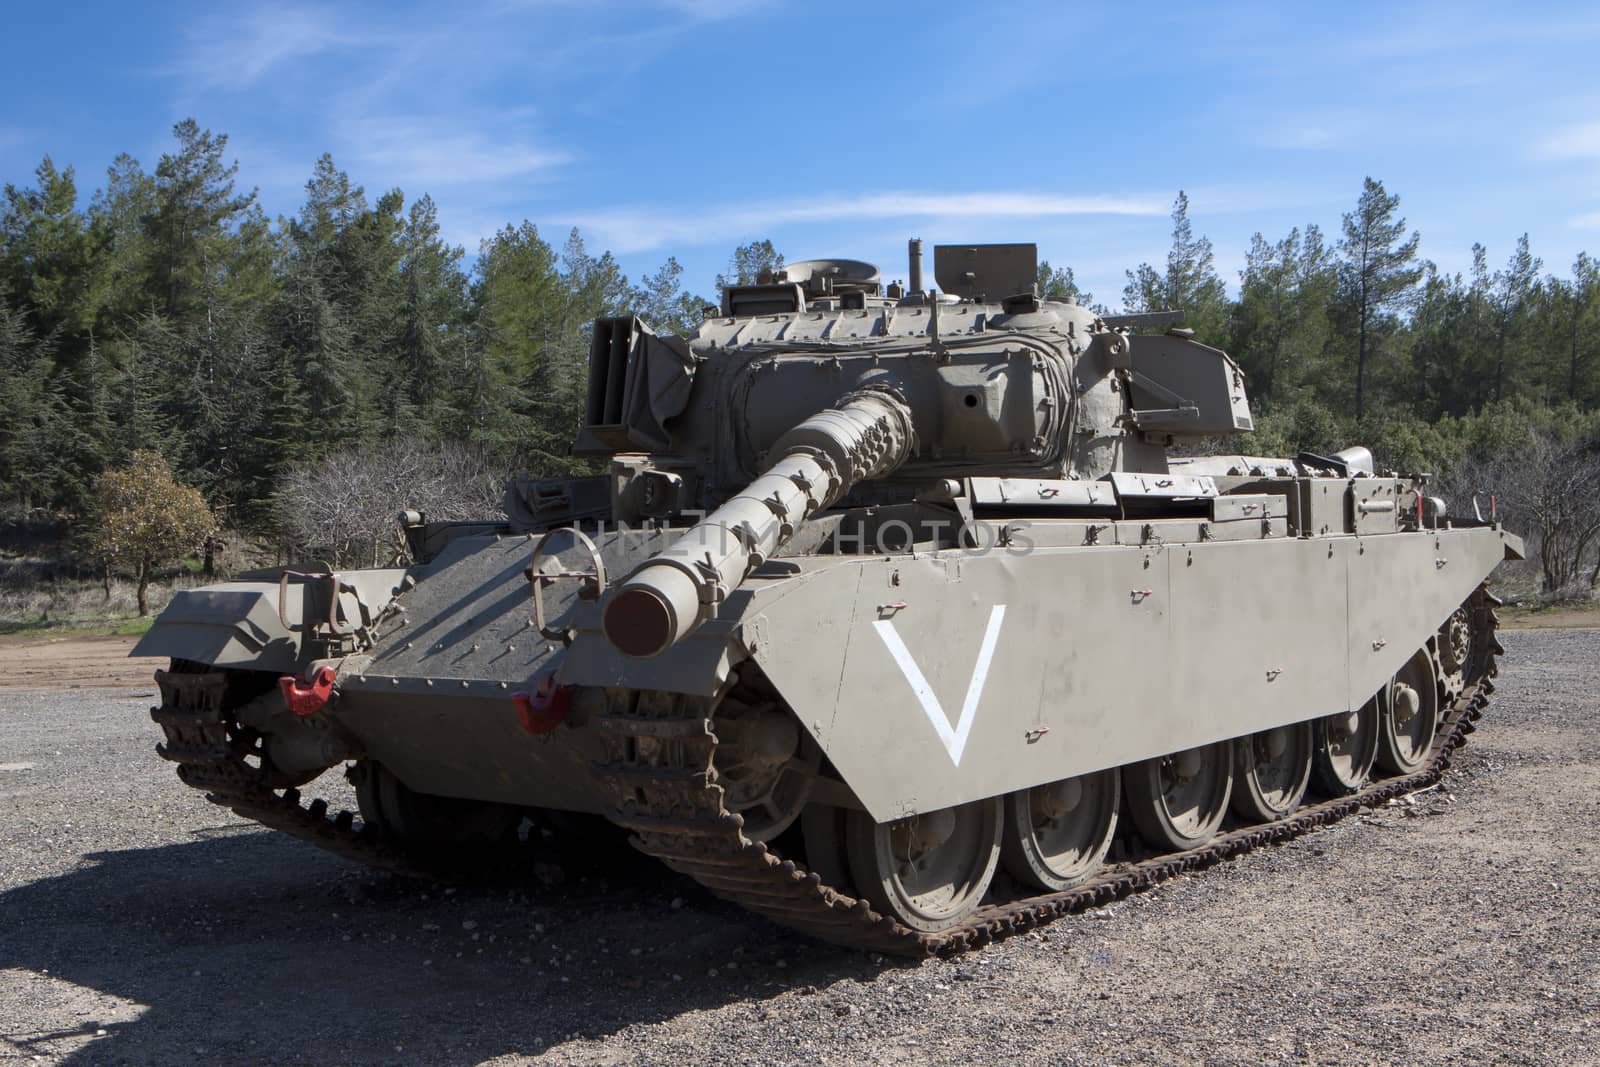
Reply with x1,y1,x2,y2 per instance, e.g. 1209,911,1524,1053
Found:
1,628,1597,1066
0,635,163,691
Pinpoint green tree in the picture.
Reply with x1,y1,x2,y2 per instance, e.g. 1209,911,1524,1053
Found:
1541,253,1600,408
716,239,783,293
147,119,259,319
1337,177,1421,420
390,193,468,434
1036,260,1094,307
0,157,116,508
87,154,157,326
1483,234,1541,404
0,158,104,346
90,450,216,614
1122,191,1228,345
468,221,566,456
632,256,711,335
1408,262,1477,418
1231,228,1337,407
0,287,73,508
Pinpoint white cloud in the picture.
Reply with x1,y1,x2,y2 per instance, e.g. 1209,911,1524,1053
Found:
1534,121,1600,160
339,118,569,190
173,4,356,90
574,192,1169,253
1573,211,1600,229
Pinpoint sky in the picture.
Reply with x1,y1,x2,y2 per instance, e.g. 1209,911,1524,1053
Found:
3,0,1599,308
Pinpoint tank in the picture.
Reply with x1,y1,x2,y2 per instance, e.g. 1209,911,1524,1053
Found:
134,239,1524,954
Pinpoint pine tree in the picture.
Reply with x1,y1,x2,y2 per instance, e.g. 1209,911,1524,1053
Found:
1230,226,1338,409
1122,192,1228,345
0,287,71,508
1544,253,1600,408
0,157,114,508
0,158,104,345
1337,177,1421,420
468,221,565,458
1487,234,1542,403
87,154,157,326
716,239,783,293
1036,260,1095,308
633,256,711,335
392,193,468,434
147,120,258,320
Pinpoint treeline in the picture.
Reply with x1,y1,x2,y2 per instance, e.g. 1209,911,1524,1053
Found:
1112,186,1600,473
0,119,712,526
3,121,1599,553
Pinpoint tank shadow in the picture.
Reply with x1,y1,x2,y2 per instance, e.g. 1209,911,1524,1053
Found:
0,827,905,1064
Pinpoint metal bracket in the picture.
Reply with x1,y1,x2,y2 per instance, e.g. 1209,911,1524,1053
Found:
277,570,367,638
528,527,608,642
1124,368,1200,431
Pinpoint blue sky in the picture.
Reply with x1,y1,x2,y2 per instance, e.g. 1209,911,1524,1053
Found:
3,0,1599,306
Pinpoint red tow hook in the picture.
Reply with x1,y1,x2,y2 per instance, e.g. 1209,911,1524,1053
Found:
512,673,571,735
279,665,338,717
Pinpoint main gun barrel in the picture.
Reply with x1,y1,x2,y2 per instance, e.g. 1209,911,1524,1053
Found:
602,388,915,657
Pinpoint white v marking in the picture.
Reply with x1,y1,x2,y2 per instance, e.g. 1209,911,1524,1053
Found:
872,606,1006,766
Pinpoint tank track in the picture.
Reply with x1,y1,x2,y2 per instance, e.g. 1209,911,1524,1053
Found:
150,664,438,878
593,587,1504,957
148,589,1502,955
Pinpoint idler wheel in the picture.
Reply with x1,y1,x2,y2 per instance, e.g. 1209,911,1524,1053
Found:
1231,721,1313,823
1311,699,1380,795
845,799,1001,932
1125,742,1232,851
1000,769,1120,891
711,681,820,843
1376,649,1439,776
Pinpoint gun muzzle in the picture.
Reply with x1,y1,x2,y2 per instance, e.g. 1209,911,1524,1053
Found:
603,388,914,657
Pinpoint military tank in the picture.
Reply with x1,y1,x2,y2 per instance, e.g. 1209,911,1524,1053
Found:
135,240,1522,954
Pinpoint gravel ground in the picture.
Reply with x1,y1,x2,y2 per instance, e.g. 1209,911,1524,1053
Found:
1,628,1597,1066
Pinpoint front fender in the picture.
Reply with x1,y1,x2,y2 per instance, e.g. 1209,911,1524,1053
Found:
130,568,409,673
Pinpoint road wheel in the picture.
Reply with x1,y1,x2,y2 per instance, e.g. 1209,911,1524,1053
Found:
845,799,1001,932
1231,721,1312,823
1001,769,1120,891
1125,742,1232,851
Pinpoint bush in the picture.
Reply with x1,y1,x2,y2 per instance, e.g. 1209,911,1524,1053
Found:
276,439,512,567
89,451,217,615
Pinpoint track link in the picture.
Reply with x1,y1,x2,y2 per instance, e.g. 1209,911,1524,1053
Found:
150,664,436,877
593,587,1504,956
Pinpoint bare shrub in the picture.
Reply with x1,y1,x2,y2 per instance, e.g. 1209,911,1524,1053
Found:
277,440,512,567
1439,431,1600,599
